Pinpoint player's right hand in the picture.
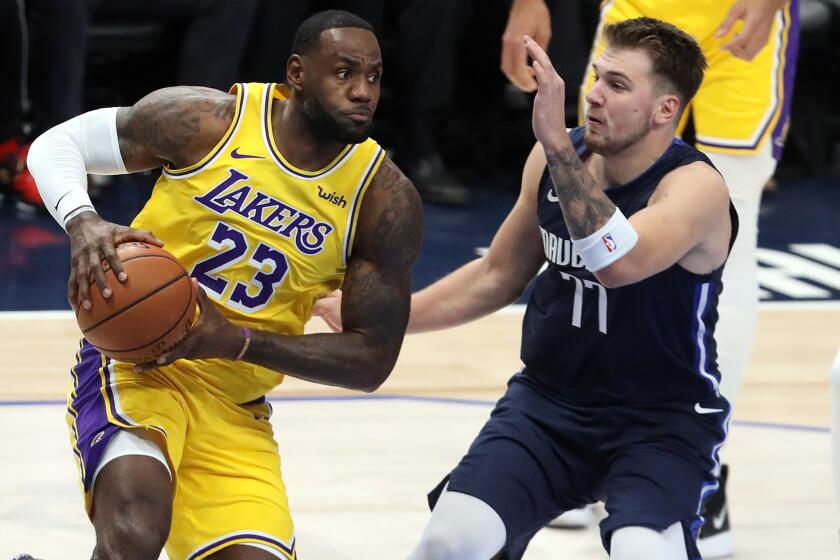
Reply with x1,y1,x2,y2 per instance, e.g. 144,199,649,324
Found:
715,0,787,61
311,289,343,332
525,36,567,153
65,210,163,312
134,280,241,371
501,0,552,92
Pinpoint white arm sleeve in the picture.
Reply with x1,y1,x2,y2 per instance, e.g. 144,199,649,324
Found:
27,107,127,230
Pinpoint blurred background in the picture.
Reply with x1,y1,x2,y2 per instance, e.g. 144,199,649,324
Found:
0,0,838,307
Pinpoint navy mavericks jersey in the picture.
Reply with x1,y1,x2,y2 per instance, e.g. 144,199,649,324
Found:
520,127,738,406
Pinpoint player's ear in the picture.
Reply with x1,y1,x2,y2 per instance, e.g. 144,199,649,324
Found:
655,93,680,126
287,54,305,92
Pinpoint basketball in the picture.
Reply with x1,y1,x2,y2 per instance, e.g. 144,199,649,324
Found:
75,242,197,363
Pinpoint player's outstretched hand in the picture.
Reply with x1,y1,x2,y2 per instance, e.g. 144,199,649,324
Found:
716,0,787,61
501,0,552,92
134,279,243,371
311,289,344,332
65,211,163,312
524,35,568,153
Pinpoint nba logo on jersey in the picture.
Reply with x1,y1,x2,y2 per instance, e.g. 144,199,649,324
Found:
602,234,617,253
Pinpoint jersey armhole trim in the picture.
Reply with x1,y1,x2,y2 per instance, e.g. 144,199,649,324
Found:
342,147,386,267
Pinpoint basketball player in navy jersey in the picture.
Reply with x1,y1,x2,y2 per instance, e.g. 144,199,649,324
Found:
315,17,736,559
502,1,797,552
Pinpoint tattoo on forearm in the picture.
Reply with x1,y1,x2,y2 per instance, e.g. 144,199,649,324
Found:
545,147,616,238
341,260,407,360
240,251,410,391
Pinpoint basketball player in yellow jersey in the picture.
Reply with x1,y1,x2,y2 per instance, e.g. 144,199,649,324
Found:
27,10,422,560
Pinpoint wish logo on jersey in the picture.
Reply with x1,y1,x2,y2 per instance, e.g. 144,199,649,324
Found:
539,226,585,269
316,185,347,208
195,168,334,255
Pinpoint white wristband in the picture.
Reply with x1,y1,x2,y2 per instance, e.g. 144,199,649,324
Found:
63,205,97,226
27,107,126,231
571,208,639,272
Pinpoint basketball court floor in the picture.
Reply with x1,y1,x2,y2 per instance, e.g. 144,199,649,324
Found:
1,174,838,559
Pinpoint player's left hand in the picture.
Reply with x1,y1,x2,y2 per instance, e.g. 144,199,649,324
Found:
524,35,569,154
716,0,788,61
134,279,243,371
501,0,552,92
311,289,343,332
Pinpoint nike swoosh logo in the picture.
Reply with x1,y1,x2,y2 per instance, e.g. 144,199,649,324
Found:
711,505,728,529
547,190,559,203
695,403,724,414
231,147,264,160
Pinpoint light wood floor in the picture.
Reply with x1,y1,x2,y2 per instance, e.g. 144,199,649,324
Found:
1,306,838,559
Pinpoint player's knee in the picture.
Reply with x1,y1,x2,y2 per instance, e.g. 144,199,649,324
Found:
95,501,170,560
96,525,167,560
610,537,653,560
409,490,506,560
411,529,466,560
609,524,688,560
412,526,478,560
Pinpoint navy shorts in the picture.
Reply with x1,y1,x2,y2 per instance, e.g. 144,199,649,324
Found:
428,373,729,559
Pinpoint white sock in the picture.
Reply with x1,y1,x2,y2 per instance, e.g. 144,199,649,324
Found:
610,523,688,560
704,143,776,409
407,489,506,560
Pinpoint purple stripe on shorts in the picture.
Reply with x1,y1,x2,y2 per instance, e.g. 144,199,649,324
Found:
188,534,295,559
771,0,799,160
699,3,799,157
68,340,121,491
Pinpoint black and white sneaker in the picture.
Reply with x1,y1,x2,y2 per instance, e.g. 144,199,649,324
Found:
698,464,734,558
12,555,43,560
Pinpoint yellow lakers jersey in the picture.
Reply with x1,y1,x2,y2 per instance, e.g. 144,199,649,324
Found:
130,82,385,403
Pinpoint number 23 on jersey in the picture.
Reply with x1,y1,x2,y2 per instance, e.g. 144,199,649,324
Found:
191,222,289,314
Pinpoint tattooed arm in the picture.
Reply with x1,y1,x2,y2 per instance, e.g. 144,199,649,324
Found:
28,86,236,310
543,145,616,239
301,158,424,388
140,158,425,392
544,146,731,288
248,158,422,390
116,86,236,171
522,35,616,240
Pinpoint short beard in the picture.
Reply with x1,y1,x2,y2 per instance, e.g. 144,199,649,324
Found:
301,91,372,145
584,119,652,156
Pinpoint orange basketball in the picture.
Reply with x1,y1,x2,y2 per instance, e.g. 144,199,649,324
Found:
75,242,197,363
